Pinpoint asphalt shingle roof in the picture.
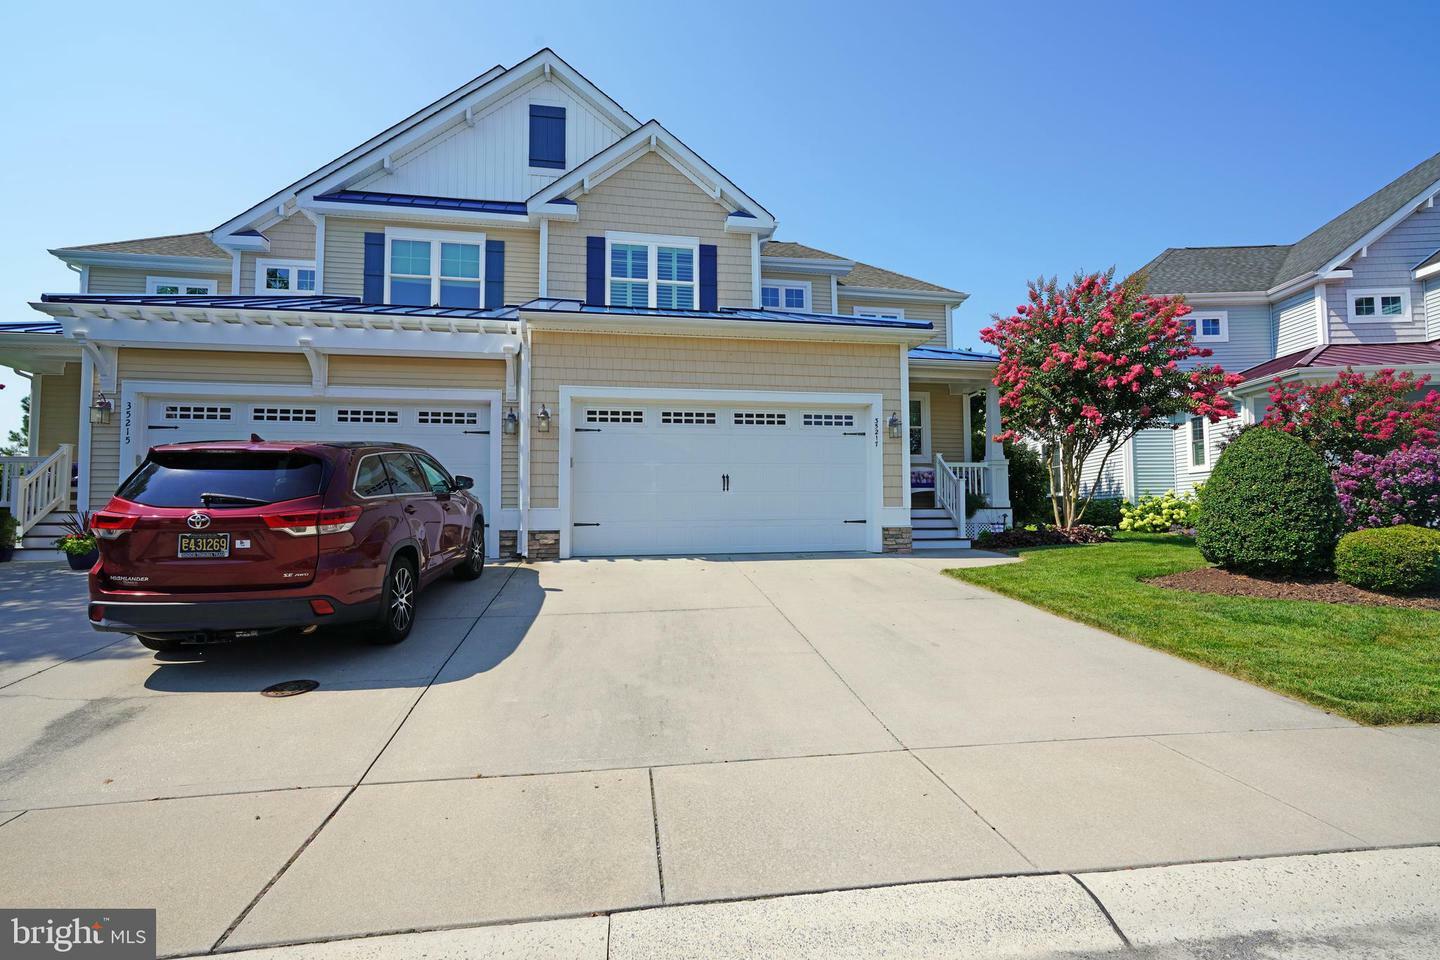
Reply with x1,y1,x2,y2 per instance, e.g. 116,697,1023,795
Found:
53,231,229,260
760,241,964,296
1138,151,1440,295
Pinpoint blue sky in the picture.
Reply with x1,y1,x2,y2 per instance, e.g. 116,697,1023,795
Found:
2,0,1437,439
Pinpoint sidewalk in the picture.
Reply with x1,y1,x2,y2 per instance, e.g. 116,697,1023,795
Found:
205,847,1440,959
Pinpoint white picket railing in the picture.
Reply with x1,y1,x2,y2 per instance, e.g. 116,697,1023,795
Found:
951,461,989,499
0,456,44,509
933,452,968,528
13,444,73,536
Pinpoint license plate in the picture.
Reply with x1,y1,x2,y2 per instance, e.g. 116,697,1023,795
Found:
178,532,230,559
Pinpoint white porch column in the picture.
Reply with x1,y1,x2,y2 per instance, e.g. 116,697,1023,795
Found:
984,382,1010,510
960,391,972,463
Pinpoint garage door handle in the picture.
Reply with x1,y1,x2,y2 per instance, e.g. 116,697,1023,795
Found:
463,430,490,435
722,473,729,492
843,519,867,524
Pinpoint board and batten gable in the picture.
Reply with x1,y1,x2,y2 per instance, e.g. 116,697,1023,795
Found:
546,152,753,307
1272,290,1320,357
836,295,948,349
323,218,540,304
1328,203,1440,344
351,75,627,202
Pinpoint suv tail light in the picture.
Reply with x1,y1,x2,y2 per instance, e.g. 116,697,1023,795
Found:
92,513,139,540
264,506,363,537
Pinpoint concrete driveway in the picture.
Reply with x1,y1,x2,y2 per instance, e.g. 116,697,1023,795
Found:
1,555,1438,956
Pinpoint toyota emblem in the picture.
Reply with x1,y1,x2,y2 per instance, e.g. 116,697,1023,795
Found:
187,512,211,530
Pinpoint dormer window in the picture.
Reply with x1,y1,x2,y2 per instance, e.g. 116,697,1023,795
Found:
529,104,566,170
146,276,216,295
1349,288,1409,322
255,259,316,295
384,227,485,307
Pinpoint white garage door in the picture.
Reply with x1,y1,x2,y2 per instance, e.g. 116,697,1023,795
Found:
143,396,493,547
571,401,871,556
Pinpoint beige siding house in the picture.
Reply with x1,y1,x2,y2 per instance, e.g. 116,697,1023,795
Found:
2,48,1007,559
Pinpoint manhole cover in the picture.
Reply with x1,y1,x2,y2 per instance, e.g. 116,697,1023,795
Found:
261,679,320,698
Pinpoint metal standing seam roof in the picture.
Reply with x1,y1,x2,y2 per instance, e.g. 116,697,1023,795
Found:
1236,339,1440,384
515,298,933,330
0,320,64,335
33,294,933,332
314,190,530,216
908,345,998,363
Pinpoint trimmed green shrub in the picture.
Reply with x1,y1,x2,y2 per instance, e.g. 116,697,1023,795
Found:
1077,497,1124,527
1196,428,1343,575
1119,490,1197,533
1335,526,1440,595
1005,443,1051,526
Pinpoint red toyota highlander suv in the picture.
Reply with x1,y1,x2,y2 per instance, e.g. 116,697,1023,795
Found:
87,440,485,650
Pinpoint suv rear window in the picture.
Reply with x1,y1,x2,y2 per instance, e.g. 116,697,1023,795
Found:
117,451,326,508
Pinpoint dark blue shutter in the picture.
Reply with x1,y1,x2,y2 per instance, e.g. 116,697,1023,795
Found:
699,244,718,311
529,105,566,169
484,240,505,308
363,232,385,303
586,236,605,305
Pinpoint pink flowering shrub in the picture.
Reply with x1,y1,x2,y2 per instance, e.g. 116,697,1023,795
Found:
1259,369,1440,465
980,269,1241,528
1334,444,1440,531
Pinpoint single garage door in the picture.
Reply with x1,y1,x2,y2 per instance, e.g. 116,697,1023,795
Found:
143,396,493,548
571,400,870,556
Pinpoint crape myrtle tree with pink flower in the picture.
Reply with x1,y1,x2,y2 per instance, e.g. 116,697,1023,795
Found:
980,269,1242,529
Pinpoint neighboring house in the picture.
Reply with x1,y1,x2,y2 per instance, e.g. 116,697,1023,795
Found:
0,49,1009,559
1087,151,1440,501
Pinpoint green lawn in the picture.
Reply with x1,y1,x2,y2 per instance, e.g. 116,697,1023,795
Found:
948,534,1440,725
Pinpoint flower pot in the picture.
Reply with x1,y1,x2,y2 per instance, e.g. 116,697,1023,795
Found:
66,548,98,571
0,545,13,563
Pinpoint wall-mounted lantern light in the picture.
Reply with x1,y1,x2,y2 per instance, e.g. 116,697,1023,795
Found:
536,403,551,432
502,407,519,435
89,393,113,426
887,411,903,439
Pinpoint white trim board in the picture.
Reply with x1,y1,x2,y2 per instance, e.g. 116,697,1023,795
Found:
555,385,886,558
116,380,503,558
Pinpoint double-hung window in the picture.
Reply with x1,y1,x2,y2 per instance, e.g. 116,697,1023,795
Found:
386,228,484,308
760,279,811,312
1189,416,1208,469
255,259,316,295
1349,288,1410,322
146,276,216,295
607,233,697,310
1182,310,1228,342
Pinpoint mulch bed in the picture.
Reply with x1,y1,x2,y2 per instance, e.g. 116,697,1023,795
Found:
1147,566,1440,612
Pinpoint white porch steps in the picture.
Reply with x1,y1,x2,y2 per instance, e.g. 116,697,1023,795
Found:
10,499,77,562
909,507,971,550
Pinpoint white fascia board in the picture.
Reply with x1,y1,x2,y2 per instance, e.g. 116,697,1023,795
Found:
1415,260,1440,281
301,199,535,229
533,203,580,222
1182,290,1272,307
530,120,777,229
760,256,855,277
724,215,772,234
1315,178,1440,276
49,250,231,275
520,310,934,346
839,286,969,305
212,233,270,253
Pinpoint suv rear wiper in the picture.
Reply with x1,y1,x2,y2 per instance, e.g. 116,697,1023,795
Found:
198,492,273,506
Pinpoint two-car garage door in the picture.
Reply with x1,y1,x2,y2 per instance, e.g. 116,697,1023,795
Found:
142,395,493,551
570,400,872,556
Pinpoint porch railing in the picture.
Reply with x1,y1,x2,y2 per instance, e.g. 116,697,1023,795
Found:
12,444,73,536
934,452,968,529
0,456,44,510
